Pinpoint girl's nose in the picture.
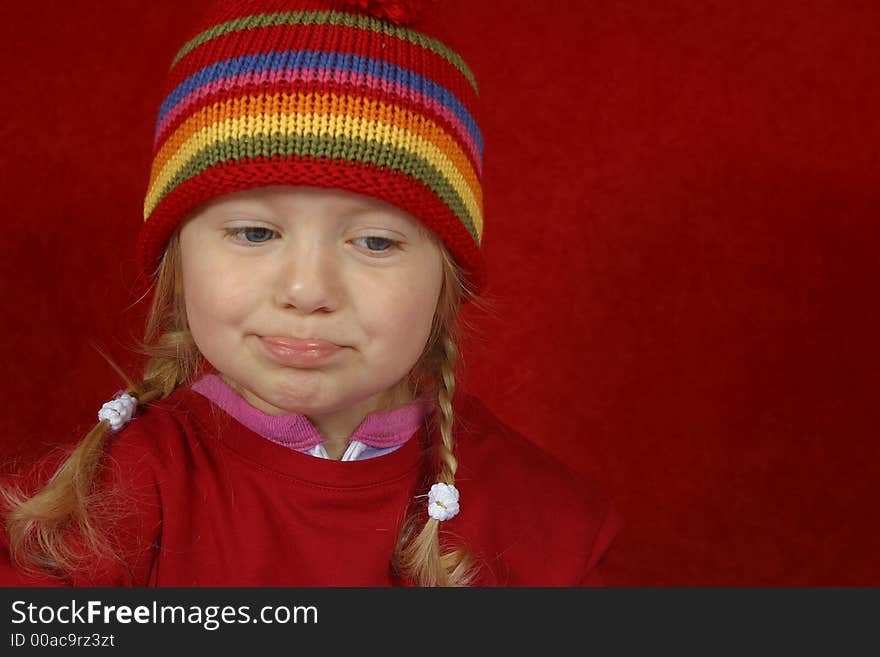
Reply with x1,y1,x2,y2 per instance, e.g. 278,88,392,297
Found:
274,241,341,314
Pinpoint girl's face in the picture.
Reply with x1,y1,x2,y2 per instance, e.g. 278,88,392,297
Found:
178,185,444,437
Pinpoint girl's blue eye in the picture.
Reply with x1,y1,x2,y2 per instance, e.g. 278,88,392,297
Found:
225,229,398,253
227,227,276,244
353,236,398,253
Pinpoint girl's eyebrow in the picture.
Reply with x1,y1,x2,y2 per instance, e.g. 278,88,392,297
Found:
207,199,273,214
337,204,402,218
207,197,415,227
218,199,385,215
209,207,275,220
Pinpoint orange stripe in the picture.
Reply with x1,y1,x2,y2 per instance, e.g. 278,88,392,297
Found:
150,92,480,204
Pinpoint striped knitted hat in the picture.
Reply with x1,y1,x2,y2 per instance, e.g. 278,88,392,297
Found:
137,0,485,293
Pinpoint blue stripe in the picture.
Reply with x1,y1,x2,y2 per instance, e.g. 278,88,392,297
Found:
156,49,483,156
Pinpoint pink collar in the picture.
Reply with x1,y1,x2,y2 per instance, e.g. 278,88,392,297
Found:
191,374,435,452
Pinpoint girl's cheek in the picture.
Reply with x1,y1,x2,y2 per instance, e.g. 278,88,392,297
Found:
184,267,247,319
209,281,258,318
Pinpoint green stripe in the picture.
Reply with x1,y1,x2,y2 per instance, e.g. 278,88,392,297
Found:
153,132,479,242
171,10,479,95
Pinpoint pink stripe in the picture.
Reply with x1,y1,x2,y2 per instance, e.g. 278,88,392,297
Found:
153,67,482,175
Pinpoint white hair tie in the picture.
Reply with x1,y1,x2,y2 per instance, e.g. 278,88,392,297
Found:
97,393,138,432
427,482,460,521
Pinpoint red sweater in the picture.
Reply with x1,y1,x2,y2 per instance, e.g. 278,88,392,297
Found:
1,385,624,586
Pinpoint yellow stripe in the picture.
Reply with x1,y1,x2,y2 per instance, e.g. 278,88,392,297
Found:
145,112,483,235
149,93,481,209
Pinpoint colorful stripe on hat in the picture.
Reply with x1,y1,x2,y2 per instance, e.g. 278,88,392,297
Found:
169,11,480,94
152,51,483,171
143,8,484,247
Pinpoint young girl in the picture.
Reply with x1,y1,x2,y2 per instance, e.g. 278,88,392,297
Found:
1,0,623,586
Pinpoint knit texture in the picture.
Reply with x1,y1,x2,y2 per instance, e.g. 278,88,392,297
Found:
137,0,485,292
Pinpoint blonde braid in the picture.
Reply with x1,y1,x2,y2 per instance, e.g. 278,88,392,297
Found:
1,350,191,579
1,231,201,580
392,325,478,587
434,333,459,485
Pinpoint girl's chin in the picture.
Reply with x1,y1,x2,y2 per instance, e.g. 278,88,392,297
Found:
241,384,367,418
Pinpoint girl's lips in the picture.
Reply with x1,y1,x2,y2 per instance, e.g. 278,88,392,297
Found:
262,336,342,350
258,336,345,367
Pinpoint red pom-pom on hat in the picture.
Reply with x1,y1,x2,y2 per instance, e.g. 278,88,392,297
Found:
335,0,435,26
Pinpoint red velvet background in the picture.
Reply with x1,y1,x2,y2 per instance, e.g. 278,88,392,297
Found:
1,1,877,585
